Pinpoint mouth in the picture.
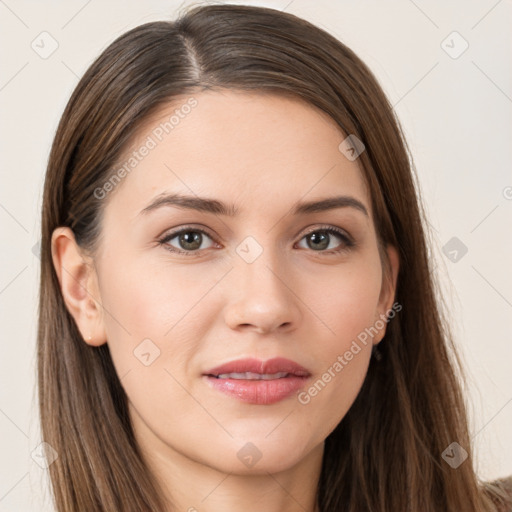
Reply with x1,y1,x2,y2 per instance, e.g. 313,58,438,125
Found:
210,371,291,380
203,357,311,405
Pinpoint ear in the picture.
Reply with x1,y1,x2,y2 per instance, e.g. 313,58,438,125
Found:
374,244,400,345
51,227,107,347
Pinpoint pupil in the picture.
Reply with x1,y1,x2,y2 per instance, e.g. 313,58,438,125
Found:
309,231,328,250
180,232,201,250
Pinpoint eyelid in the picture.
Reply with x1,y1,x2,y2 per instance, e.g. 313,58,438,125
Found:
157,223,214,239
300,224,352,241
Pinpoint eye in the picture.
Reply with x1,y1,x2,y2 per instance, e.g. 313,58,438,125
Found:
296,226,354,253
158,227,216,256
158,224,354,256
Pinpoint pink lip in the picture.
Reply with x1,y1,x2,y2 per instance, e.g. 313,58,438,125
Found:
203,357,311,405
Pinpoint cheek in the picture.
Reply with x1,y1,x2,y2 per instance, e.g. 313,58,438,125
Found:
95,257,215,433
305,253,383,356
294,254,382,433
98,251,226,345
96,252,231,397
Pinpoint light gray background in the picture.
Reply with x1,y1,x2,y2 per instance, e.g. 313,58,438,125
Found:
0,0,511,510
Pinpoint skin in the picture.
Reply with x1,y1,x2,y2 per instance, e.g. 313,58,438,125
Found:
52,90,399,512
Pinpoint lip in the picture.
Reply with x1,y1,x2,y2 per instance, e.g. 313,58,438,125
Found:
203,357,311,405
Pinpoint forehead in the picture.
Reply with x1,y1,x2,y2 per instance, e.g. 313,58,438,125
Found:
105,90,371,221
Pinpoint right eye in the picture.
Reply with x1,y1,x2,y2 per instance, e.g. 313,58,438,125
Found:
158,227,217,256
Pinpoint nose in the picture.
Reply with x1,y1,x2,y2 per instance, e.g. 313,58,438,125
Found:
223,249,302,335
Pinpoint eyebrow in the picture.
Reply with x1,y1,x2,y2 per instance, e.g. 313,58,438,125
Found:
138,192,369,218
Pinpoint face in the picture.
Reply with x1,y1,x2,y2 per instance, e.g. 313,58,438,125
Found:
54,90,398,476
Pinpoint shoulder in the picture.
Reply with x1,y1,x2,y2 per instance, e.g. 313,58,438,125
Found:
482,475,512,512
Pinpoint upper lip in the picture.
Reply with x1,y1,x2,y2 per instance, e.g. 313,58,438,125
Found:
204,357,310,377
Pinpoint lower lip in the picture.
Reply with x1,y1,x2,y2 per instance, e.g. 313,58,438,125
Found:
204,375,309,405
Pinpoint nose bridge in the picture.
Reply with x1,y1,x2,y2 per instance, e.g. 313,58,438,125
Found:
234,232,288,293
224,233,301,332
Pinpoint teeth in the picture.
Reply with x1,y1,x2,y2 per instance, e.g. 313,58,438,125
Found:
216,371,289,380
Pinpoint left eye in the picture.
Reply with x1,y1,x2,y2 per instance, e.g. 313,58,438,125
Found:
296,227,353,252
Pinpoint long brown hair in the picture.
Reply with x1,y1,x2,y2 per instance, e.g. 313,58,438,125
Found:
37,4,511,511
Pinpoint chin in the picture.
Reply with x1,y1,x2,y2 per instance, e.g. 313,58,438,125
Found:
199,428,319,475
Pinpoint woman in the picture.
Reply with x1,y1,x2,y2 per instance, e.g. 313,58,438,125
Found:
38,4,512,511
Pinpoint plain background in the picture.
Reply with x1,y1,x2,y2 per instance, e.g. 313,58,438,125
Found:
0,0,511,510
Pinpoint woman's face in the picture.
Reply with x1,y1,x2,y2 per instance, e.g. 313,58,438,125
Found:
65,90,398,475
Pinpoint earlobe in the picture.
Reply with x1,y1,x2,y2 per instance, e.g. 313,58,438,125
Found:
51,227,107,347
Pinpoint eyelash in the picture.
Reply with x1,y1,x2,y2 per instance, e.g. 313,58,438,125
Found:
157,224,355,257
